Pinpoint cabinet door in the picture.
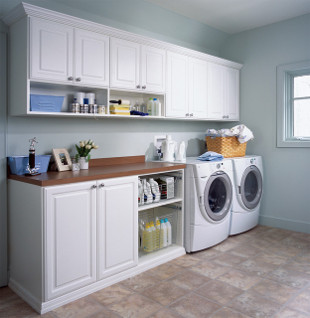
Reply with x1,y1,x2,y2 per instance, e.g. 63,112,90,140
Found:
166,51,188,117
189,57,208,118
75,29,109,87
224,66,240,120
110,38,140,90
207,63,225,119
45,182,96,300
141,46,165,93
97,176,138,279
30,18,73,83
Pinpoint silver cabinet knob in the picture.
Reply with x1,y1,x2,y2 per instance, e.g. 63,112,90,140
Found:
227,115,229,119
190,113,193,117
136,85,140,89
185,113,189,117
98,183,105,188
68,76,73,81
76,77,81,82
91,185,97,190
142,85,146,89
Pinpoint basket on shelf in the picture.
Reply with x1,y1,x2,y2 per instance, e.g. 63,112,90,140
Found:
205,136,247,158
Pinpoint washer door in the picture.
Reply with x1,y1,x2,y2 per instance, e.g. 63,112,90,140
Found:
203,172,232,221
240,165,263,209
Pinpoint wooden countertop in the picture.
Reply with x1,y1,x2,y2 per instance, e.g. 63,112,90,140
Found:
8,156,186,187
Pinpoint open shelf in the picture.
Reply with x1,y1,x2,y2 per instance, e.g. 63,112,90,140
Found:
138,198,182,211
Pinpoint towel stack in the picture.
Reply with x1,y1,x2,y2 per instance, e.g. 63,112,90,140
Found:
109,99,131,115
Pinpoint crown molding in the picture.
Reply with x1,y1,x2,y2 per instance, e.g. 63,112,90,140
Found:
3,2,242,69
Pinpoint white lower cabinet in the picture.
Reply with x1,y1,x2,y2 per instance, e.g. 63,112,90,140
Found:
8,170,184,314
97,177,138,279
45,181,97,300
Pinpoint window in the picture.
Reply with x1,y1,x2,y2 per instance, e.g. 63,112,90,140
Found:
277,60,310,147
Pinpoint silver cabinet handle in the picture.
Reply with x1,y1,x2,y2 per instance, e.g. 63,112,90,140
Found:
190,113,193,117
76,77,81,82
136,85,140,89
91,185,97,190
227,115,229,119
98,183,105,188
142,85,146,89
185,113,189,117
68,76,73,81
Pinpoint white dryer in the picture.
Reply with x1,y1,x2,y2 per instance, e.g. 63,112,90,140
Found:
230,155,263,235
185,158,234,252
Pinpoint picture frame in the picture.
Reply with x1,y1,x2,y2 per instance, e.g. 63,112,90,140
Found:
52,148,72,172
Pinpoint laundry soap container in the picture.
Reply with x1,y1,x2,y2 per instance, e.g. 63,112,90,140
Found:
161,135,176,161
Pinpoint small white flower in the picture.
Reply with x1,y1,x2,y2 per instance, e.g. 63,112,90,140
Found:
86,144,92,149
93,145,99,149
80,141,84,147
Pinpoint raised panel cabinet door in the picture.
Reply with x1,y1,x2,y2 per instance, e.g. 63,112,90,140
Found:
207,63,225,119
44,182,96,300
189,57,208,118
166,51,188,117
30,18,73,82
141,45,166,93
97,176,138,279
74,29,109,87
110,38,140,90
224,67,240,120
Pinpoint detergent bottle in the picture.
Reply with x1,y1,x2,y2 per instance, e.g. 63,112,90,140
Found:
161,135,176,161
160,219,167,248
149,221,156,251
143,223,152,253
164,218,172,246
155,217,160,250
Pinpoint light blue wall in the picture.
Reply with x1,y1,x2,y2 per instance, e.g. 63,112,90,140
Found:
220,14,310,233
0,27,7,286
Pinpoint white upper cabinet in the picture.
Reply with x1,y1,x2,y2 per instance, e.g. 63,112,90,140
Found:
110,38,165,93
97,176,138,279
207,63,240,120
166,51,188,117
30,18,109,87
188,57,208,118
166,53,208,118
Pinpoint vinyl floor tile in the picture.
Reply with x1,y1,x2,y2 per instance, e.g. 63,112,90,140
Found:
2,226,310,318
169,293,221,318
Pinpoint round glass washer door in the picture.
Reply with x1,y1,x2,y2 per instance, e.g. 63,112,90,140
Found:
240,165,263,210
203,172,232,222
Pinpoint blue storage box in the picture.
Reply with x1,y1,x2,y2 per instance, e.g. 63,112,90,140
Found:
30,94,64,112
8,155,51,175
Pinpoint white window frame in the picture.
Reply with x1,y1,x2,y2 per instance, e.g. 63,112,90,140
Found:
277,60,310,147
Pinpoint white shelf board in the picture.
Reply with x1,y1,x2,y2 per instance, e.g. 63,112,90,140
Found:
138,245,185,266
138,198,182,211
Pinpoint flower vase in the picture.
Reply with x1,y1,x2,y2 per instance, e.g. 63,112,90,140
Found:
78,157,89,170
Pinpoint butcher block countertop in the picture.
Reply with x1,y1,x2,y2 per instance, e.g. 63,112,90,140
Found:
8,155,186,187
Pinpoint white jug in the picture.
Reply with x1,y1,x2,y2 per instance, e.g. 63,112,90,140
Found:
161,135,176,161
176,141,186,162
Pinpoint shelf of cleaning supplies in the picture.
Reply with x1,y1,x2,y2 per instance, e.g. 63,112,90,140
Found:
138,198,182,212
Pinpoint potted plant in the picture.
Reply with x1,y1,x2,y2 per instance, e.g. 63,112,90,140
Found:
75,139,99,170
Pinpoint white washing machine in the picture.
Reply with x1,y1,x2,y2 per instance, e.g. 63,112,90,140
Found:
230,155,263,235
185,157,234,252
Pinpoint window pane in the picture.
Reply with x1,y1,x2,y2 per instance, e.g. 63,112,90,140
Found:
293,99,310,137
294,75,310,98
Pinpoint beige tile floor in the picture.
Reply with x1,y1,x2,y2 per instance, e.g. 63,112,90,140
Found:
1,225,310,318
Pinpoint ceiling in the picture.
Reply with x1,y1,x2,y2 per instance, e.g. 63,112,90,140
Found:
143,0,310,34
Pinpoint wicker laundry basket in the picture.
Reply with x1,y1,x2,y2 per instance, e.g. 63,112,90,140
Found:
205,136,247,158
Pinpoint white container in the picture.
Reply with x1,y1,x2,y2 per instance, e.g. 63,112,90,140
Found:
149,178,160,203
161,135,176,162
165,218,172,246
153,98,161,116
147,98,154,116
86,92,95,104
160,219,167,248
74,92,85,105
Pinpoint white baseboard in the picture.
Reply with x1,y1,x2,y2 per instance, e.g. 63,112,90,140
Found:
259,215,310,234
